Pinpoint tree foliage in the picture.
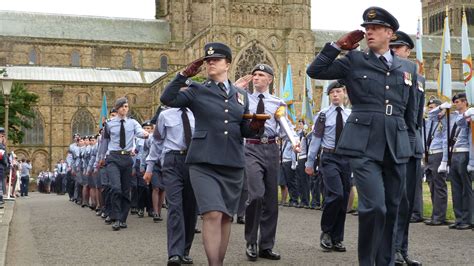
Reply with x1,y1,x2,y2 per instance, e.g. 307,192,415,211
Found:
0,82,39,144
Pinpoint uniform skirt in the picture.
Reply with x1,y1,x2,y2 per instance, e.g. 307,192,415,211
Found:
189,163,244,217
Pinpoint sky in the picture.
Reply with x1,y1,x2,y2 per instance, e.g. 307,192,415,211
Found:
0,0,423,34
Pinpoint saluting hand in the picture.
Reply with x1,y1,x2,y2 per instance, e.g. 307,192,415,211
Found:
234,74,253,90
182,58,204,78
336,30,365,50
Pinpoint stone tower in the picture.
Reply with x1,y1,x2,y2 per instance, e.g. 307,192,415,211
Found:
154,0,315,100
422,0,474,36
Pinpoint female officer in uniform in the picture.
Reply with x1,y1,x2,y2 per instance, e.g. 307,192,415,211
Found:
160,42,263,266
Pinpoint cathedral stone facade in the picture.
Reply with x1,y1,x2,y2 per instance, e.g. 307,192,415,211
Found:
0,0,472,173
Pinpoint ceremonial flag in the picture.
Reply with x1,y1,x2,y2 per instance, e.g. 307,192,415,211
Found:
320,80,330,110
278,71,284,98
301,71,314,123
416,18,425,76
437,6,452,100
282,63,296,123
462,6,474,103
99,93,108,129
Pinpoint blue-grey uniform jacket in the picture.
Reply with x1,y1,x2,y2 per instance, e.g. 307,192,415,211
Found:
160,73,257,168
307,43,417,164
413,75,425,159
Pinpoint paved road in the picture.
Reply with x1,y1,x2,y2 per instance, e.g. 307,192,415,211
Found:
5,193,474,265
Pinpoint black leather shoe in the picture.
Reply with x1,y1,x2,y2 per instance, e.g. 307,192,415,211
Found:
320,232,333,251
130,208,137,215
424,219,444,226
448,223,459,229
258,249,281,260
289,202,298,208
333,242,346,252
456,223,471,230
409,217,424,223
112,221,121,231
237,217,245,224
137,209,144,218
304,205,311,209
119,222,127,229
104,216,112,224
153,213,163,222
246,243,258,261
181,255,193,264
167,255,181,266
403,254,422,266
394,251,405,265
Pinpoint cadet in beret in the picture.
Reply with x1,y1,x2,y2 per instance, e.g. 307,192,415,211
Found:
238,63,298,261
307,6,417,265
97,97,149,231
390,30,423,266
160,42,264,265
305,81,352,252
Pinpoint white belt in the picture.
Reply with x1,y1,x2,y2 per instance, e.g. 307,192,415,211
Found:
428,149,443,155
298,155,307,159
282,159,292,163
453,147,469,153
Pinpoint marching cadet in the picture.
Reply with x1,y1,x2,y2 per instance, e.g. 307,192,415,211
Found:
160,42,265,266
99,108,117,222
66,134,80,201
239,63,298,261
424,98,449,226
390,30,423,266
56,159,67,195
81,136,92,208
280,135,299,207
305,81,351,252
133,120,154,218
73,137,85,205
295,119,310,208
307,7,418,265
443,93,473,230
97,97,149,231
144,106,197,265
87,135,101,214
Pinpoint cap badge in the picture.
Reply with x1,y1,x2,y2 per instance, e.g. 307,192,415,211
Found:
367,9,377,19
207,47,214,55
391,34,398,41
259,65,265,70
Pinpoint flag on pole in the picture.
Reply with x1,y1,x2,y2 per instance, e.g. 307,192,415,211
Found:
99,92,108,129
301,70,314,123
278,71,284,98
282,63,297,123
320,80,330,110
416,18,425,76
462,6,474,103
437,6,452,100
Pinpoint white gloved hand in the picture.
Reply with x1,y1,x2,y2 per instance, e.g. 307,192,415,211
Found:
464,107,474,117
439,102,452,109
438,161,448,173
467,165,474,172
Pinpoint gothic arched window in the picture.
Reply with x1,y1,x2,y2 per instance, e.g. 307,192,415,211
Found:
235,43,274,93
123,52,133,69
71,51,81,67
22,109,44,145
160,55,168,71
72,108,95,137
28,48,38,65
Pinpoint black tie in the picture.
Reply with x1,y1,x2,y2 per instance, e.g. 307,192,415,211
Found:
119,119,126,149
218,82,227,94
335,106,343,145
379,56,389,69
181,108,192,149
257,94,265,114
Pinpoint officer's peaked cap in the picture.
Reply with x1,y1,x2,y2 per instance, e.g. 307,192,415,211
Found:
390,31,414,49
204,42,232,62
361,6,399,31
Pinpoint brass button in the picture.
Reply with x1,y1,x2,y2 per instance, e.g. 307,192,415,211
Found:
385,100,389,104
363,75,367,79
224,131,228,135
385,85,389,90
225,109,228,113
224,120,228,124
386,72,390,76
225,100,228,103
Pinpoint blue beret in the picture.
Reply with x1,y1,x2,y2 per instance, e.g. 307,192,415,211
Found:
252,64,274,76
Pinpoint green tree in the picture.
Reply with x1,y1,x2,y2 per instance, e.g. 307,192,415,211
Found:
0,82,39,144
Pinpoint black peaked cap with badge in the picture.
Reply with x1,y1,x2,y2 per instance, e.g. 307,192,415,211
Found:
141,120,153,127
361,6,399,31
390,31,414,49
204,42,232,62
251,64,274,76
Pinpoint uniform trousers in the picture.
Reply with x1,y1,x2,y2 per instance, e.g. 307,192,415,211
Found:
132,161,148,210
350,150,405,266
100,167,112,216
281,161,299,205
319,152,351,242
162,152,197,258
449,152,473,225
395,156,421,255
106,153,133,222
295,158,310,206
0,166,4,201
20,176,29,196
410,173,424,220
425,152,448,222
56,174,65,194
310,171,323,208
244,143,279,250
66,171,75,199
237,173,248,218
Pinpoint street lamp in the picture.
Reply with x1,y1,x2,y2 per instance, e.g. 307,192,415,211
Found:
1,71,12,146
